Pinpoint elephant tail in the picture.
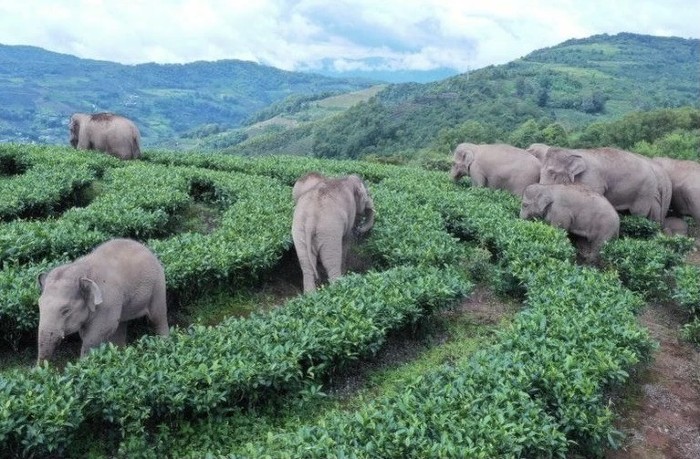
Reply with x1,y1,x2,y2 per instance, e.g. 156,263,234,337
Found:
132,136,141,159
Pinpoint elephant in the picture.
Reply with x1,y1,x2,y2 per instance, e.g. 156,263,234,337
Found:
652,157,700,225
450,143,540,196
292,172,375,293
520,183,620,263
526,143,550,162
537,145,671,224
37,238,169,363
663,216,689,237
69,112,141,160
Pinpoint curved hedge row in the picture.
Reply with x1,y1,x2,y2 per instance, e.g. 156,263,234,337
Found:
0,145,117,221
0,149,692,457
224,186,655,459
0,265,471,457
0,166,293,345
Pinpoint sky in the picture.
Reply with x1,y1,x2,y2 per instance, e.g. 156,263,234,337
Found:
1,0,698,81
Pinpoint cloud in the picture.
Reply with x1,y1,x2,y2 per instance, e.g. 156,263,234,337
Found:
0,0,698,75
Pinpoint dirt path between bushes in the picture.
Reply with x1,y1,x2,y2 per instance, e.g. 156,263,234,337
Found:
606,247,700,459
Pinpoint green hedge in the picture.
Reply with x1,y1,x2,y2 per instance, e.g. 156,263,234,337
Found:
0,167,293,344
0,266,471,457
222,197,652,459
0,144,117,221
0,149,676,457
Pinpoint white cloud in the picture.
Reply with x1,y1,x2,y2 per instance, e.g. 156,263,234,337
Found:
0,0,697,74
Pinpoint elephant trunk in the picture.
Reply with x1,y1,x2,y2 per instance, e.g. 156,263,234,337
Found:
356,207,375,235
450,166,461,181
37,328,63,365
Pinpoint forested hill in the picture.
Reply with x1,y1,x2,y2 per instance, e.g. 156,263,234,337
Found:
229,33,698,159
0,44,376,145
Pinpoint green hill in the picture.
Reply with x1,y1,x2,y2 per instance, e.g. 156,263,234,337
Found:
225,33,699,158
1,33,698,156
0,44,377,145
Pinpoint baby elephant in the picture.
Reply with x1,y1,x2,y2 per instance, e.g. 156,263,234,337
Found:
37,238,169,363
520,184,620,263
292,172,375,293
450,143,541,196
663,216,689,237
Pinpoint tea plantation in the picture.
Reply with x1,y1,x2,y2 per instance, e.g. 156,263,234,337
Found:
0,144,697,458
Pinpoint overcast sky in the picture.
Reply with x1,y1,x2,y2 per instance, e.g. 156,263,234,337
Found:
1,0,698,76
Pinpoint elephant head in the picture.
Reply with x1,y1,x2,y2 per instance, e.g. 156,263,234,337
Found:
450,143,476,181
526,143,550,162
68,114,86,148
348,174,375,234
292,172,325,203
520,184,553,220
663,216,689,237
36,269,103,363
540,148,585,185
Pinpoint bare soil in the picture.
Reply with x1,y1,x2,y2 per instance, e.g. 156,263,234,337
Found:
606,303,700,459
607,243,700,459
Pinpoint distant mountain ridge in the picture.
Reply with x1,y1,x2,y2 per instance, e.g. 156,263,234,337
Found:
1,33,698,155
226,32,698,159
0,44,377,145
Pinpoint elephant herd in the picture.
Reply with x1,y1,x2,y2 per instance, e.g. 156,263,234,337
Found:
450,142,699,263
41,113,696,364
34,170,376,364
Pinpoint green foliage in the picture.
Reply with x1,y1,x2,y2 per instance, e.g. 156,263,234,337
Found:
575,106,700,152
632,130,700,160
672,265,700,317
0,265,471,456
680,318,700,344
218,33,699,159
601,235,695,300
0,146,689,457
618,214,662,239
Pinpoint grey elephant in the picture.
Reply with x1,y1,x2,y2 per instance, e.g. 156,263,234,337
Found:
537,145,671,224
521,183,620,263
450,143,540,196
526,143,550,162
652,157,700,225
69,112,141,160
663,216,689,237
292,172,375,293
37,238,169,363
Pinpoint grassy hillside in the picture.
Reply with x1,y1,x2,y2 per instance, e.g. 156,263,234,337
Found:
227,33,699,159
0,45,376,146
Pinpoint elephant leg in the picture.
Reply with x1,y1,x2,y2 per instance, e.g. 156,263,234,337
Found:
293,242,317,293
630,198,660,223
108,322,128,347
470,171,487,187
80,323,118,357
148,282,170,336
341,236,350,275
319,238,343,283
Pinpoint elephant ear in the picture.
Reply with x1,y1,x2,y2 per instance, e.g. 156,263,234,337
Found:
566,154,586,183
292,172,324,203
459,145,476,167
453,146,466,162
37,272,48,293
79,277,103,312
536,189,554,216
